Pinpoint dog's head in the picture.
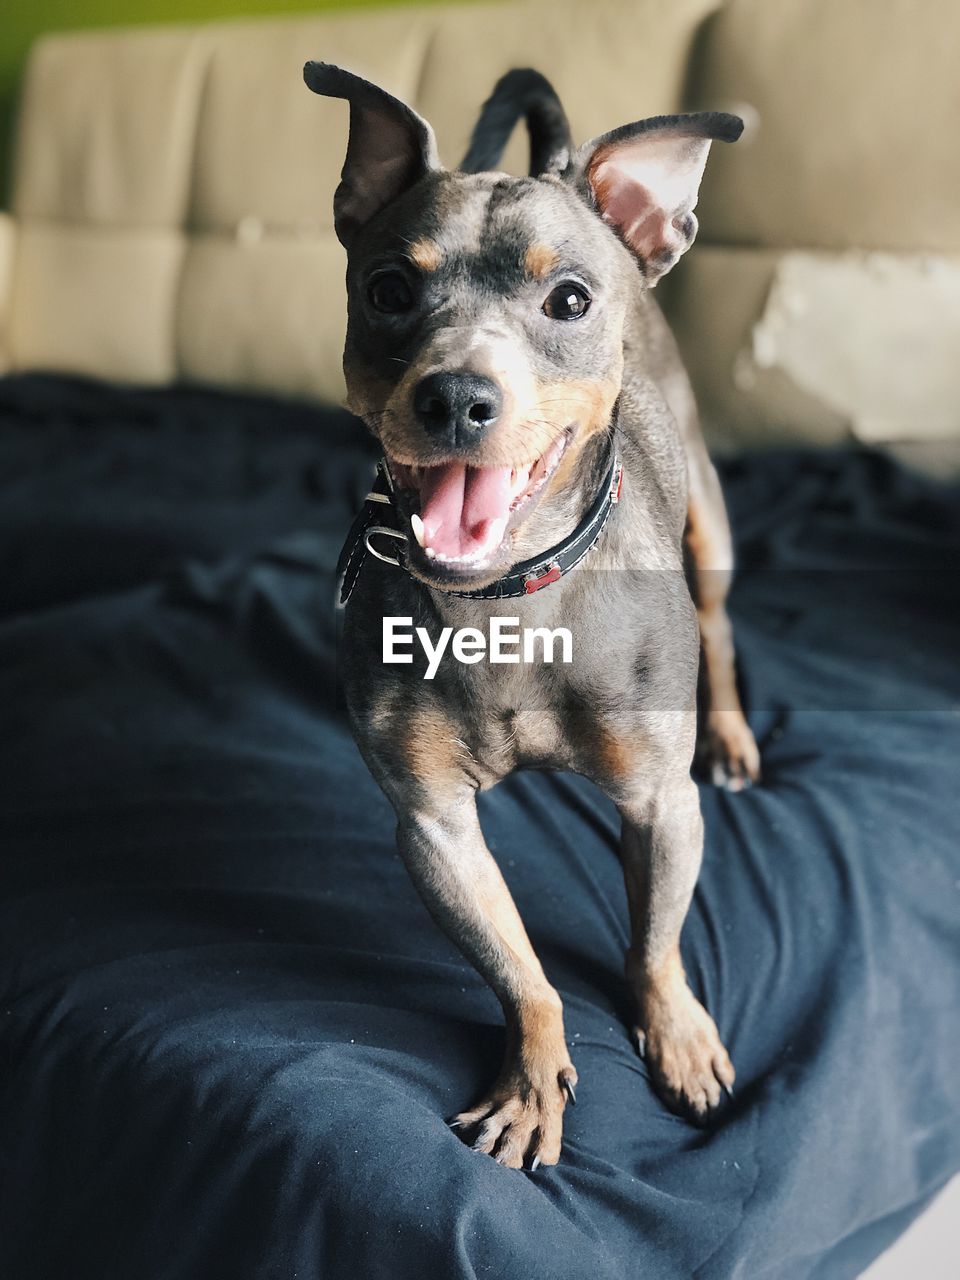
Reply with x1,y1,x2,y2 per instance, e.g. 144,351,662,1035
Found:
305,62,740,589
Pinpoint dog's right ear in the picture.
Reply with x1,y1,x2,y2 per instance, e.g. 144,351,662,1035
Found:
304,62,440,249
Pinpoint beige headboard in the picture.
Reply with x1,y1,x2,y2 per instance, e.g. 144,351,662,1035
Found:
1,0,958,452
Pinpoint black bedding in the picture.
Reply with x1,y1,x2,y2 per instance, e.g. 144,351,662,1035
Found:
0,374,958,1280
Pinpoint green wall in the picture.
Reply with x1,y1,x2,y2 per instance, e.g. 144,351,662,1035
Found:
0,0,441,203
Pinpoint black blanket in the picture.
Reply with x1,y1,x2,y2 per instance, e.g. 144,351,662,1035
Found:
1,375,958,1279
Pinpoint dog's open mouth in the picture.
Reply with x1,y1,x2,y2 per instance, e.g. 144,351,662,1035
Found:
386,431,569,574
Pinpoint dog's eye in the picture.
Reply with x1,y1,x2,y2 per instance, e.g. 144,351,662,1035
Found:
368,272,414,314
542,282,591,321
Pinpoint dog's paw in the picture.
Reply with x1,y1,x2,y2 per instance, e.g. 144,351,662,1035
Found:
696,710,760,792
634,983,734,1124
450,1059,577,1170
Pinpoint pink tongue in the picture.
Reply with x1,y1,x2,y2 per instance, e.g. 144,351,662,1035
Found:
419,462,513,559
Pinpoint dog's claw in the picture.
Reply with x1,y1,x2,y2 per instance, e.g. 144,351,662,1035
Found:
562,1076,577,1106
634,1028,647,1060
448,1119,465,1130
725,1084,734,1100
530,1155,541,1171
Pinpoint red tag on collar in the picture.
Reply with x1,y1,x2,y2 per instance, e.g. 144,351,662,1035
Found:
524,563,562,594
611,462,624,504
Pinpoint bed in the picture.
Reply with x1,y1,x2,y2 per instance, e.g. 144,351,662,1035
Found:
0,373,957,1279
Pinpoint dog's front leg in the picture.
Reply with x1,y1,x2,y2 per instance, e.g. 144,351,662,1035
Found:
618,772,735,1121
395,797,577,1167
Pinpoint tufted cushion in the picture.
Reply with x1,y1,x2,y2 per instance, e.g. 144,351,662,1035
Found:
416,0,720,173
12,27,208,228
9,223,185,384
176,233,348,401
690,0,960,252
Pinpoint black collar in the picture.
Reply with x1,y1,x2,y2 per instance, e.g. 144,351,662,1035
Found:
336,446,623,605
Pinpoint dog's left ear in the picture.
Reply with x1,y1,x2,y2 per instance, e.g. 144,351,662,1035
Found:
304,62,440,249
575,112,742,285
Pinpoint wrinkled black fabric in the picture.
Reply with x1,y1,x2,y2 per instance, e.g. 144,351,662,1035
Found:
0,375,957,1280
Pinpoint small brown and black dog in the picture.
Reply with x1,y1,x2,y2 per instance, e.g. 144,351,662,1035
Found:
305,63,760,1169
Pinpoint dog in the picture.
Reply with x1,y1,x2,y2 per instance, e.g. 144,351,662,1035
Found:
305,62,760,1170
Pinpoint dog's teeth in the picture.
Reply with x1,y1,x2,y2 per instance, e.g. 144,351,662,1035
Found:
411,513,426,548
512,466,531,498
425,546,436,560
485,516,508,550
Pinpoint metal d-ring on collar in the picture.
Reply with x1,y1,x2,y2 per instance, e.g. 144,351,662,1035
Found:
364,525,406,566
362,486,406,567
336,447,623,606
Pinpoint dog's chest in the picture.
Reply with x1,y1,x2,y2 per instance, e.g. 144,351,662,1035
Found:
471,684,566,777
449,653,618,784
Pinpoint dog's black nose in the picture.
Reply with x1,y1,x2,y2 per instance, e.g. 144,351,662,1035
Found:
413,372,502,444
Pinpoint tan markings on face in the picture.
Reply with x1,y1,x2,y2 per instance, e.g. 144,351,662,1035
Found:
536,373,622,494
408,238,443,273
375,331,551,468
524,243,559,280
347,339,622,475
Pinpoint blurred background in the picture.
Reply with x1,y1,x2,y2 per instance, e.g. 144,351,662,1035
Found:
0,0,404,198
0,0,958,469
